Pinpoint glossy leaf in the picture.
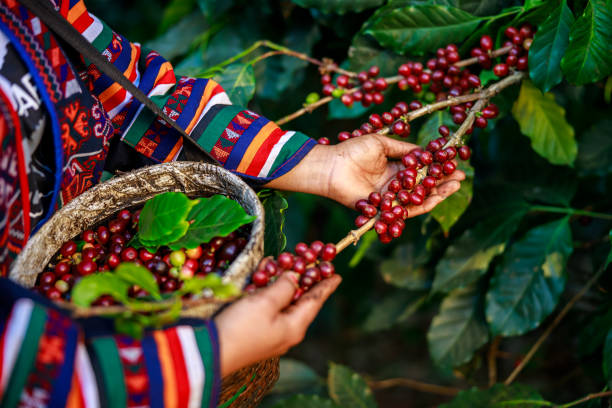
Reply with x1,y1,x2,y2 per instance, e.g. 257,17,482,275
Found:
290,0,385,14
440,383,544,408
114,263,161,300
169,195,255,250
71,273,130,307
529,0,574,92
213,63,256,106
138,192,197,247
431,161,474,233
561,0,612,85
348,35,406,77
365,5,482,55
328,363,377,408
576,119,612,176
159,0,197,33
511,80,577,166
578,307,612,357
271,395,340,408
432,202,528,293
427,285,489,368
146,12,207,61
486,217,573,336
363,293,427,332
259,190,288,257
197,0,234,22
270,359,322,395
380,242,430,290
603,328,612,385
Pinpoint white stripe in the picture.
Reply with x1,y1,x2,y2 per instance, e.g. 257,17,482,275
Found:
176,327,204,408
75,343,100,408
199,92,231,119
106,69,141,119
82,14,103,43
257,131,295,178
1,298,34,394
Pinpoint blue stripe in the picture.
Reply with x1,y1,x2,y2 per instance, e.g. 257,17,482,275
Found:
176,78,207,130
137,54,166,95
150,126,182,162
225,116,268,170
269,137,317,178
141,335,164,408
0,19,63,233
206,321,221,408
48,322,79,407
108,33,133,74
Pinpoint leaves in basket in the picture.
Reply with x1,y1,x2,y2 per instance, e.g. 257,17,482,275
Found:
168,194,256,250
71,273,130,307
138,192,198,247
179,273,240,299
114,263,162,301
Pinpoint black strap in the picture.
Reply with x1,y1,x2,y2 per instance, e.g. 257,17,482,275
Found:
19,0,220,166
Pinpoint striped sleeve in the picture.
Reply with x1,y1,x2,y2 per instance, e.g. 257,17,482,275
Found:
87,323,221,408
56,0,316,184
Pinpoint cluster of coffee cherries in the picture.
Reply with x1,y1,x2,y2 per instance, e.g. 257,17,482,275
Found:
354,129,472,243
321,65,387,109
471,24,534,75
245,240,337,301
35,208,247,305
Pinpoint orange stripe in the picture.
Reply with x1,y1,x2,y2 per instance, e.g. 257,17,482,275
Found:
236,121,277,173
245,128,284,175
98,82,122,106
66,370,85,408
66,0,87,24
165,329,190,408
153,331,178,408
164,139,183,162
100,87,127,114
184,80,218,134
124,45,140,83
154,62,176,86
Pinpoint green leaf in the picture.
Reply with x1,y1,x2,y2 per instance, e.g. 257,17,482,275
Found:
431,161,474,233
603,327,612,386
511,80,577,166
578,307,612,356
432,202,528,293
139,192,197,247
259,190,288,257
114,317,144,339
290,0,385,14
327,363,377,408
270,358,322,395
607,229,612,268
427,285,489,369
271,395,340,408
197,0,234,22
486,217,573,336
576,119,612,176
114,263,161,300
417,111,454,146
146,12,207,61
439,383,544,408
169,195,255,250
363,293,427,332
561,0,612,85
528,0,575,92
365,5,482,55
349,230,378,268
380,242,430,290
213,63,256,106
179,274,240,299
159,0,197,33
71,273,130,307
348,35,406,77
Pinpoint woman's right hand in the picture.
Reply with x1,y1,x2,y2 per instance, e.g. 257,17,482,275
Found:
214,272,341,377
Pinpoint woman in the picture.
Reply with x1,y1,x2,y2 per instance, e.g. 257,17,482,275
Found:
0,0,464,406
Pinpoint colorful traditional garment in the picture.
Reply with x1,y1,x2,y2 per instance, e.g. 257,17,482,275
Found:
0,0,316,405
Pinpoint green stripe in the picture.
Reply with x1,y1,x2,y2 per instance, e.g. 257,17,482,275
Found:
122,92,174,147
194,327,215,407
90,337,127,408
196,105,243,153
1,304,47,408
91,19,113,53
269,131,311,173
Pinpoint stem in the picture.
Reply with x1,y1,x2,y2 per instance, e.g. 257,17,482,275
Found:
530,205,612,221
275,45,515,126
504,263,608,385
368,377,461,397
488,336,501,387
559,390,612,408
498,400,555,407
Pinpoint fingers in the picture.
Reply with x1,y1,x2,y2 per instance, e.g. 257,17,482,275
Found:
254,272,300,311
374,134,419,159
283,275,341,325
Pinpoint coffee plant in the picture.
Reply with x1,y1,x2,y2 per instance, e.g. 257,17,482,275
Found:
91,0,612,406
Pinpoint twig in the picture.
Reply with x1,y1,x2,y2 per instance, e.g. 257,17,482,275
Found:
488,336,501,387
368,377,461,397
558,390,612,408
504,263,608,385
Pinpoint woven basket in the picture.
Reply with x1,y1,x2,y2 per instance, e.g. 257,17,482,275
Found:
9,161,279,407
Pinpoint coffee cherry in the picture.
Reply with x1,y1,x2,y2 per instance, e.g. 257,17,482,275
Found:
369,114,383,129
362,204,378,218
169,250,186,267
108,219,126,234
389,223,402,238
368,192,382,207
82,229,96,244
397,190,410,206
402,154,418,169
304,267,321,283
355,199,368,211
368,65,380,77
372,92,384,105
422,176,437,190
341,94,353,107
219,242,239,262
409,100,422,111
458,145,471,160
322,84,335,96
374,220,388,235
295,242,309,256
55,261,70,275
278,252,294,270
482,104,499,119
429,163,443,178
121,247,138,262
355,215,369,228
418,151,432,166
398,63,411,76
374,78,388,91
40,271,55,285
443,161,457,175
475,116,488,128
392,121,407,136
293,257,306,274
319,262,335,279
252,271,268,287
453,111,467,124
402,176,416,190
336,75,349,87
380,198,393,212
60,241,77,258
382,112,394,124
409,193,424,206
381,211,396,225
77,260,97,276
435,149,449,163
321,244,336,262
480,35,493,51
505,26,519,39
493,63,509,77
379,233,392,244
427,140,442,152
517,56,528,70
46,287,62,301
338,131,351,142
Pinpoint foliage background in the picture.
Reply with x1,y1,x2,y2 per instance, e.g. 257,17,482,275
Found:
89,0,612,406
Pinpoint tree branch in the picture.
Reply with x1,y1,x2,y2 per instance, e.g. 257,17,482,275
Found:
368,377,462,397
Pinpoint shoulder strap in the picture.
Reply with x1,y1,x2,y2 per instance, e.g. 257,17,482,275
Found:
19,0,220,166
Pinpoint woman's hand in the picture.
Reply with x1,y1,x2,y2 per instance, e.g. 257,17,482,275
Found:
265,134,465,216
214,273,341,377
